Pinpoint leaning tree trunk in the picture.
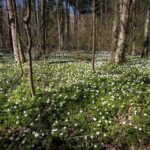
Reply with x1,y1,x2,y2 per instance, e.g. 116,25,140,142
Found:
114,0,132,64
23,0,35,97
141,0,150,58
7,0,26,63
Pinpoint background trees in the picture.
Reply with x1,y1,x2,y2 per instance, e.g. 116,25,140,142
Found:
0,0,149,63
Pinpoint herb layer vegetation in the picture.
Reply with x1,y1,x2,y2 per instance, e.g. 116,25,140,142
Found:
0,57,150,149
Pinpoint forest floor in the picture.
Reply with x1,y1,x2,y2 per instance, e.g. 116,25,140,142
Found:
0,53,150,149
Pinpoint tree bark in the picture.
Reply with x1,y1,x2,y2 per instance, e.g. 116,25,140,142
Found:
112,0,119,54
141,0,150,58
114,0,132,64
61,6,65,50
98,1,103,51
92,0,96,72
40,0,46,54
64,1,70,50
56,0,62,52
7,0,26,63
66,1,70,50
131,0,137,56
0,0,4,50
23,0,35,97
76,0,80,51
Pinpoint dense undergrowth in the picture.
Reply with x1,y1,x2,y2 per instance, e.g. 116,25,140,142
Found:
0,58,150,149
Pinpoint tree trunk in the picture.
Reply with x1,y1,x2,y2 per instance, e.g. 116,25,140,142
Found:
141,0,150,58
98,1,103,51
131,0,137,56
56,0,62,52
114,0,132,64
40,0,46,54
92,0,96,72
64,1,70,50
61,6,65,50
6,0,13,53
66,1,70,50
76,0,80,51
7,0,26,63
23,0,35,97
0,0,4,50
112,0,119,54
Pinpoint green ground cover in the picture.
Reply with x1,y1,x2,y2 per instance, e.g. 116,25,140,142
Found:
0,57,150,149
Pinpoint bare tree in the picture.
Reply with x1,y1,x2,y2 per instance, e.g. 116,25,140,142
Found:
23,0,35,97
6,0,26,63
141,0,150,58
114,0,132,63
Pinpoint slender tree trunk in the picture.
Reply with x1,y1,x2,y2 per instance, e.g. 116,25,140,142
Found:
131,0,136,56
141,0,150,58
23,0,35,97
64,1,70,50
7,0,19,60
61,6,65,50
0,0,4,50
114,0,132,64
13,0,26,63
32,0,37,25
104,0,108,29
112,0,119,54
31,0,37,48
76,0,80,51
56,0,62,52
73,8,76,50
35,0,41,54
98,2,103,51
7,0,26,63
56,0,64,51
74,0,80,51
77,9,80,51
6,0,13,53
41,0,46,54
66,1,70,50
92,0,96,72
